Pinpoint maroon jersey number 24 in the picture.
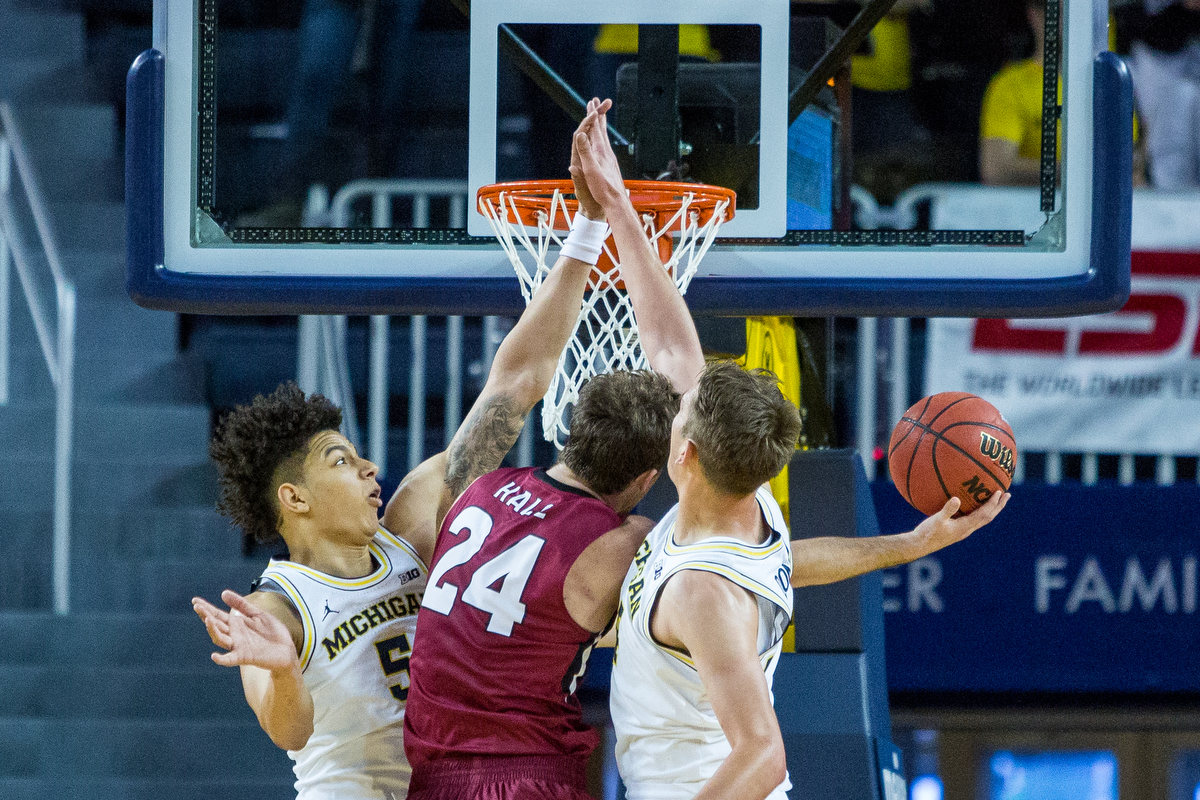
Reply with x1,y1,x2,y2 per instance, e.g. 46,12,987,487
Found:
422,505,546,636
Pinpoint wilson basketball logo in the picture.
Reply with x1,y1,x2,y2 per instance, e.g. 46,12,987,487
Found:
888,392,1018,516
979,433,1015,477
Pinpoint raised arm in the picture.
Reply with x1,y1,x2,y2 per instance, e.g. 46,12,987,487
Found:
383,100,613,550
790,490,1008,587
575,100,705,394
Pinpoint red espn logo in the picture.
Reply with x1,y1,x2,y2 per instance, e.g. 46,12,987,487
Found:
974,252,1200,356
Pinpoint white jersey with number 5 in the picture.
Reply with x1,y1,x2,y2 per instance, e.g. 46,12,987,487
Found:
609,486,794,800
256,527,428,800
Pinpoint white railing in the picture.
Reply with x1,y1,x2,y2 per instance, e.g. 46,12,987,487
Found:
853,183,1199,487
298,179,534,478
0,102,76,614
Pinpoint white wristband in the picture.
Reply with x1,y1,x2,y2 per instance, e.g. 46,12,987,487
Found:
560,213,610,266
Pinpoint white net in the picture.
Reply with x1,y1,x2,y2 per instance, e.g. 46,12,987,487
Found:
479,185,731,449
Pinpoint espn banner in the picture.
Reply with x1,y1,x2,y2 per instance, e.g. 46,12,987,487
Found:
926,251,1200,454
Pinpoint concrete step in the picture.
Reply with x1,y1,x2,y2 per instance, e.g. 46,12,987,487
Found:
75,297,178,355
70,557,269,613
4,289,179,394
2,344,182,401
0,665,252,719
22,155,120,203
5,102,114,161
0,11,84,62
0,777,296,800
63,250,126,293
0,401,208,461
0,718,292,779
2,294,177,356
0,458,214,512
0,612,247,667
50,201,125,255
0,505,243,562
3,198,124,279
0,557,267,612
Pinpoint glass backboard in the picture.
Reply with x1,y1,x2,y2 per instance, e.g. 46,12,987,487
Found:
126,0,1133,317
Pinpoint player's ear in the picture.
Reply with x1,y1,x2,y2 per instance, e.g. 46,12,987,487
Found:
278,482,309,515
635,468,659,495
676,438,697,466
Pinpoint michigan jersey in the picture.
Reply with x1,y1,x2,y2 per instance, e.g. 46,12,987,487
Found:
609,486,794,800
256,527,427,800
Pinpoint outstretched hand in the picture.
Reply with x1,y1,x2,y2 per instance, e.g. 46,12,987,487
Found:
911,490,1010,554
570,98,611,221
192,589,299,674
574,97,628,210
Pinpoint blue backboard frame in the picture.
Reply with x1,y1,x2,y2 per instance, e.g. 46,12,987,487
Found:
126,0,1132,318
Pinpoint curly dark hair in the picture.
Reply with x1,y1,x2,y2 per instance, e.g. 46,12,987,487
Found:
210,382,343,544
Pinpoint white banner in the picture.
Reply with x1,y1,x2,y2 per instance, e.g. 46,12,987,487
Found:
926,252,1200,454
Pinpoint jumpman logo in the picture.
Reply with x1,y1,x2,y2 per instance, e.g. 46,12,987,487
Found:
323,600,340,620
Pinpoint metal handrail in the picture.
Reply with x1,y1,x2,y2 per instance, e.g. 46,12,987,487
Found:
0,101,77,615
328,179,470,478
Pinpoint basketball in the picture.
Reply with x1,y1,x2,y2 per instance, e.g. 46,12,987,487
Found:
887,392,1017,517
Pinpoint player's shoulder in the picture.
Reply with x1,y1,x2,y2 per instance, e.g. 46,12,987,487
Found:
375,525,430,574
468,464,533,490
244,588,306,653
662,565,751,606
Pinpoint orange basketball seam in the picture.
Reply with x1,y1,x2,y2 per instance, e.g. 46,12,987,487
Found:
921,394,977,427
902,425,925,505
929,436,953,505
908,392,975,507
891,394,933,503
929,427,1011,494
898,419,1012,502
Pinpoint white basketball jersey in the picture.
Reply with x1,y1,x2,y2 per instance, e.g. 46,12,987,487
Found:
609,486,794,800
257,527,427,800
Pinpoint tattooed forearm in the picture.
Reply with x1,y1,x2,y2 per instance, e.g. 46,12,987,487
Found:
445,394,526,498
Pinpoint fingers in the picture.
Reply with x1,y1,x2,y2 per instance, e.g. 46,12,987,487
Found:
193,597,231,633
211,650,241,668
962,490,1010,530
979,490,1011,521
222,589,261,618
206,621,235,651
939,496,962,518
196,602,234,649
192,595,222,616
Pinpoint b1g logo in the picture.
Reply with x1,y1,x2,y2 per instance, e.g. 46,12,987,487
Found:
979,432,1015,477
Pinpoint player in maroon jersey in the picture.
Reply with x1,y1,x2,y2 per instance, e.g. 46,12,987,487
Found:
403,368,678,799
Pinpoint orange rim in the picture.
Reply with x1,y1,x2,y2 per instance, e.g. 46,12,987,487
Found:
476,179,736,229
478,180,735,288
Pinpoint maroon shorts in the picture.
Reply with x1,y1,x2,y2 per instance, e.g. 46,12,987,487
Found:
408,754,593,800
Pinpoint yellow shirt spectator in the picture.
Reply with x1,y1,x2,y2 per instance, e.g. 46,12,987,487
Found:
980,58,1061,161
593,24,721,61
852,15,912,92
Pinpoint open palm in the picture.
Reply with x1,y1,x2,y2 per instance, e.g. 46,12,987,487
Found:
192,589,298,673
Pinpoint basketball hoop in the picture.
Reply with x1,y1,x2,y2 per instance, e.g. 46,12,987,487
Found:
477,179,735,448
